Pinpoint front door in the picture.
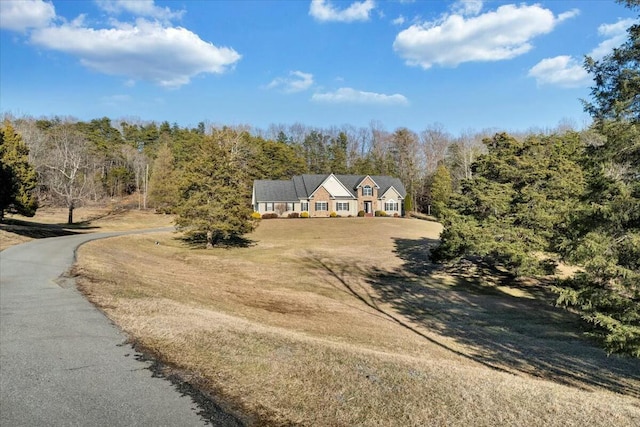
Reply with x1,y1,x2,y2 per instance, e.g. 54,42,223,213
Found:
364,201,372,214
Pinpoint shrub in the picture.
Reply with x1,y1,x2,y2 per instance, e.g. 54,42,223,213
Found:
330,211,338,218
288,212,299,218
374,210,387,217
393,213,399,218
357,210,365,217
300,211,309,218
251,212,261,219
261,213,278,219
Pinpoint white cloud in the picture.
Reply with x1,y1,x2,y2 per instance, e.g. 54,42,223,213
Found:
311,88,408,105
452,0,483,17
393,4,576,69
590,18,636,60
30,19,241,88
392,16,405,26
557,9,580,23
528,17,636,88
0,0,56,32
95,0,184,21
527,56,589,88
267,71,314,93
309,0,375,23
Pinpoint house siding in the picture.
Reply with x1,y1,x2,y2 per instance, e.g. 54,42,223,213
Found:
357,176,378,215
379,187,403,216
333,199,357,217
310,186,331,218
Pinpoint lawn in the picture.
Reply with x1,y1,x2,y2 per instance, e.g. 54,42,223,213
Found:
71,217,639,426
0,206,174,251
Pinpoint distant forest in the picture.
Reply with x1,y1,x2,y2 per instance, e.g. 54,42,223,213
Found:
0,113,578,214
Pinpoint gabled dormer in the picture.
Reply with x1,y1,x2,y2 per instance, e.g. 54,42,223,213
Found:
379,185,404,201
308,174,356,199
355,175,380,198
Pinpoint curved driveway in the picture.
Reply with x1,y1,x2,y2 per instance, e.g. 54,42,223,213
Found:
0,231,240,426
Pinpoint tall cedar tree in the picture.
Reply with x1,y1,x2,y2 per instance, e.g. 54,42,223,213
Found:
174,128,256,248
0,122,38,220
434,132,585,276
148,142,178,213
429,164,452,218
556,0,640,357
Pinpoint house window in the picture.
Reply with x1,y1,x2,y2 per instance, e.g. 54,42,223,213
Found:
286,202,295,211
363,185,373,196
336,202,349,211
301,202,309,212
384,200,398,211
315,202,328,211
265,202,274,211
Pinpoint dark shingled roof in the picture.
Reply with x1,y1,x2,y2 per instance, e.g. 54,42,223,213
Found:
254,174,406,202
253,180,298,202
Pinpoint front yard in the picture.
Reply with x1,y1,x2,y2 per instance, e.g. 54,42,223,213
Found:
75,217,640,426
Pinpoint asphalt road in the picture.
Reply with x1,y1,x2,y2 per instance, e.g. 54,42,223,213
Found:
0,231,242,426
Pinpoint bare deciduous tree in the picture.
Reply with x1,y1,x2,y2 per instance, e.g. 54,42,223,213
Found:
420,123,452,176
42,125,95,224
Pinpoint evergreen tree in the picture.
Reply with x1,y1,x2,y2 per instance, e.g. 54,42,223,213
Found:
329,132,349,174
556,0,640,356
302,131,329,173
434,132,585,276
0,122,38,220
430,164,452,217
248,137,306,180
148,142,178,213
174,127,256,248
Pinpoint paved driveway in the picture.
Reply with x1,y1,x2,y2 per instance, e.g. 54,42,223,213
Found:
1,231,241,426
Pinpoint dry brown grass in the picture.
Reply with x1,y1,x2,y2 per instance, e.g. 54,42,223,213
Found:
0,206,173,251
75,218,640,426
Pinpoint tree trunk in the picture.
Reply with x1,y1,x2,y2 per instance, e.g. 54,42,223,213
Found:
206,230,213,249
68,203,74,225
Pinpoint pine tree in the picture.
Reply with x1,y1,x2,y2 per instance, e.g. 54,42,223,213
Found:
174,127,256,248
0,122,38,220
329,132,349,174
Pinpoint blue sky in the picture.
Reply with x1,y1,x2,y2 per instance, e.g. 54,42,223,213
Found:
0,0,636,136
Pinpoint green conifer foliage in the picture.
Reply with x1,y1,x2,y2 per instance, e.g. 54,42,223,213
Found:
0,122,38,219
434,132,585,276
174,128,256,248
556,0,639,356
430,164,452,217
148,142,178,213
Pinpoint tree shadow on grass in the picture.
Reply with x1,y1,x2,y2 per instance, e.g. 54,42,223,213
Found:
178,233,257,249
0,217,99,239
304,237,640,398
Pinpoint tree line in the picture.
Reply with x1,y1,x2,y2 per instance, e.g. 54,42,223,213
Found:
0,112,503,221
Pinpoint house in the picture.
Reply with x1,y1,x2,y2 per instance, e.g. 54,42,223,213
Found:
252,174,406,217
